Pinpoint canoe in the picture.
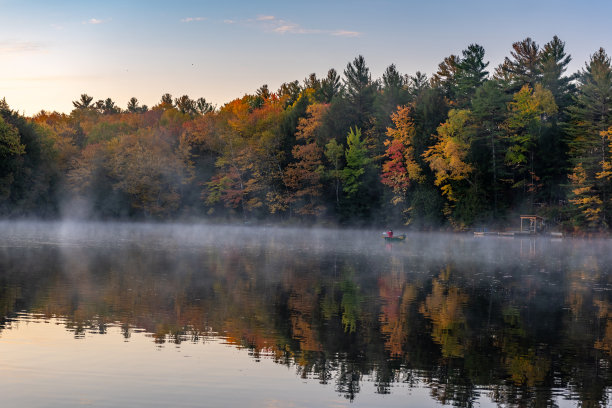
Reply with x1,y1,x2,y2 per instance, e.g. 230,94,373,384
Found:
383,234,406,242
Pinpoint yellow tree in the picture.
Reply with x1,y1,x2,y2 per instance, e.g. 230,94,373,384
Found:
505,84,557,205
107,130,192,217
66,143,107,195
423,109,475,225
569,163,604,228
569,127,612,228
597,127,612,186
205,98,251,214
243,97,286,214
32,111,79,172
205,95,286,216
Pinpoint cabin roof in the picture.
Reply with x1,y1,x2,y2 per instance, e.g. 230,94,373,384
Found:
519,215,544,220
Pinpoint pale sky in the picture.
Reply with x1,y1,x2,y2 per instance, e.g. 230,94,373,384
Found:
1,0,611,115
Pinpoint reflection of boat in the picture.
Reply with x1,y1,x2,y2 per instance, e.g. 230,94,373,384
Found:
383,234,407,242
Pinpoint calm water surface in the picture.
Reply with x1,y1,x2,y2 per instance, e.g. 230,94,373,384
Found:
1,221,611,407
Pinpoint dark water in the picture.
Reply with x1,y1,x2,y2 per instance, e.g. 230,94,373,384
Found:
1,221,612,407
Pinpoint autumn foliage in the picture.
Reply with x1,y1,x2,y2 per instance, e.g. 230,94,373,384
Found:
1,38,612,230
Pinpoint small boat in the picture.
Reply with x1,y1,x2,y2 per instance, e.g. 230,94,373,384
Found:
383,234,407,242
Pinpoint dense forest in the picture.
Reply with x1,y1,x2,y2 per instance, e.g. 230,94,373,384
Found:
1,36,612,231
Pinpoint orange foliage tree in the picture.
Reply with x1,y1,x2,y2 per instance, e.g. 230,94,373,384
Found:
381,105,424,206
205,95,286,216
282,103,328,216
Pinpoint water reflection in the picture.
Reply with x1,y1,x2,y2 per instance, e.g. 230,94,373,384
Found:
1,222,612,406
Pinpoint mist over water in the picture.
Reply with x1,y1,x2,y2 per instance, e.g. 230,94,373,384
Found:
1,221,612,407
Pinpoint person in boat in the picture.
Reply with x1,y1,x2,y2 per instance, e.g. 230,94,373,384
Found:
387,229,393,238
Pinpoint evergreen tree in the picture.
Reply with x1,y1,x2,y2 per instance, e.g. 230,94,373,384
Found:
432,55,460,102
277,80,302,107
377,64,410,129
303,73,321,93
321,69,342,103
196,97,215,114
157,93,174,110
72,94,94,110
256,84,271,100
343,127,370,198
539,36,576,111
324,138,344,209
127,97,141,113
455,44,489,108
343,56,376,130
95,98,121,115
381,64,405,104
407,71,429,98
175,95,197,115
495,38,541,92
536,36,575,203
567,48,612,228
471,80,512,216
342,127,378,220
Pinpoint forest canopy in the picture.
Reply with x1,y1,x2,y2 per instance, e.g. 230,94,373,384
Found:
2,36,612,231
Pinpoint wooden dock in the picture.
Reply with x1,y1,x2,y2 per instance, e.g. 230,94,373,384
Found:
473,231,563,238
473,215,563,238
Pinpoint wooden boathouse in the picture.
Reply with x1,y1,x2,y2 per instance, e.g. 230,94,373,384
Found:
519,215,545,234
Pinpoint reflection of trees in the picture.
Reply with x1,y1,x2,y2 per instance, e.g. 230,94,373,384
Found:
378,276,416,358
0,238,612,406
420,267,468,358
498,307,550,387
340,267,362,334
561,253,612,408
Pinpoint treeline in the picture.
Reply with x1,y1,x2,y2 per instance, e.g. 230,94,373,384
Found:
1,36,612,230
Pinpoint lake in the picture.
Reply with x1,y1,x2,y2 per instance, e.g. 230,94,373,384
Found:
0,221,611,407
